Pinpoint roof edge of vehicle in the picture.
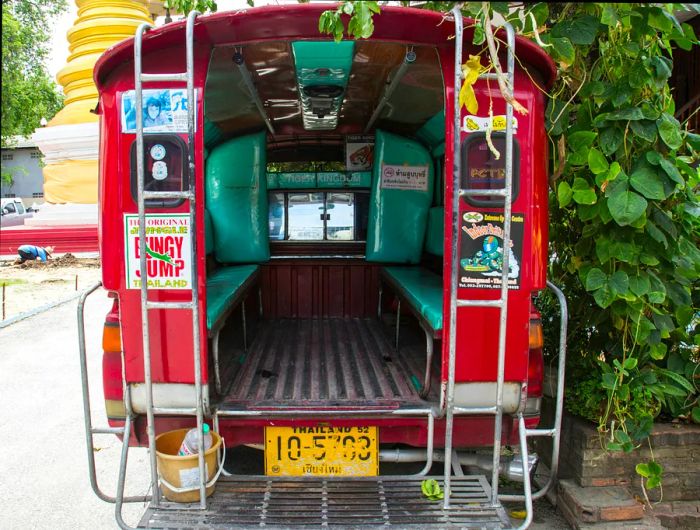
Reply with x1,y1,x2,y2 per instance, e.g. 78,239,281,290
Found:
93,3,556,92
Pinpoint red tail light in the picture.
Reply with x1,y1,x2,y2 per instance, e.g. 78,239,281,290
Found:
102,296,126,421
526,315,544,418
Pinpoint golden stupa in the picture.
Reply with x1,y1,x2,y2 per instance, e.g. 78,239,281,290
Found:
37,0,160,204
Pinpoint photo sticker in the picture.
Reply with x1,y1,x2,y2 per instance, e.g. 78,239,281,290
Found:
121,89,195,134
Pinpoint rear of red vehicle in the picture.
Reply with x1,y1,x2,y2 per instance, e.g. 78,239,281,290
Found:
93,4,555,481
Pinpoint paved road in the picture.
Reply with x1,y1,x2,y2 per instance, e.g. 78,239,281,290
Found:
0,288,150,529
0,288,569,529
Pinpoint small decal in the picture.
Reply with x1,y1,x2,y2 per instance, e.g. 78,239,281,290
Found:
459,213,524,290
345,135,374,171
462,115,518,133
152,161,168,181
121,88,195,134
124,214,192,290
380,164,429,191
150,144,166,161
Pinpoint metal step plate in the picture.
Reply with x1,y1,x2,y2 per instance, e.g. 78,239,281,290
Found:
140,475,513,529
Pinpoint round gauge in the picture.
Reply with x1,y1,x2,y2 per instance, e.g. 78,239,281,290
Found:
152,161,168,181
150,144,166,161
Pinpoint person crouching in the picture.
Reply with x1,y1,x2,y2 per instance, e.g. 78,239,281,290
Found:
17,245,54,263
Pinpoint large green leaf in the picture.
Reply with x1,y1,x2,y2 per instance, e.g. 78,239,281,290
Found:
609,271,629,295
568,131,597,152
630,120,658,143
557,181,573,208
600,127,623,155
585,268,607,291
607,107,645,121
594,284,616,308
551,37,575,66
647,271,667,303
657,113,683,149
551,15,600,45
630,165,666,200
645,221,668,248
572,177,597,205
588,148,609,174
629,273,650,297
608,189,647,226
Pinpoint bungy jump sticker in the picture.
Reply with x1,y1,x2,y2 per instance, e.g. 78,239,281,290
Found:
124,214,192,290
459,212,524,290
462,115,519,133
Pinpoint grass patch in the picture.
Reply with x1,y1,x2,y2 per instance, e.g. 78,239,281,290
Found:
0,278,28,286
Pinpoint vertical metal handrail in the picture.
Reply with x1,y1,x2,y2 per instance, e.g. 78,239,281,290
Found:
443,6,464,509
184,9,207,509
134,21,161,507
500,280,568,502
489,20,516,507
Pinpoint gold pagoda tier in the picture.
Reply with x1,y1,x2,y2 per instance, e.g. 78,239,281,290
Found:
37,0,156,204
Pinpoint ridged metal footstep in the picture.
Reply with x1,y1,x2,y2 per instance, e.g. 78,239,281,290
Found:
140,475,513,529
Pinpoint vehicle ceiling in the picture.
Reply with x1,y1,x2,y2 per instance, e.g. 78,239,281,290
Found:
204,40,444,161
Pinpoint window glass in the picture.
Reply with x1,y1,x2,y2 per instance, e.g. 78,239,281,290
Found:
461,133,519,206
268,193,285,240
326,192,354,240
130,135,187,208
288,192,324,240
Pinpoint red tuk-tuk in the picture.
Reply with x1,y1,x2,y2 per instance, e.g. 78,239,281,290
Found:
78,4,567,528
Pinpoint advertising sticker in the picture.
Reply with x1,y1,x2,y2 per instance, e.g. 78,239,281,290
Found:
462,115,518,133
124,214,192,290
459,211,524,290
380,164,429,191
345,135,374,171
121,89,195,134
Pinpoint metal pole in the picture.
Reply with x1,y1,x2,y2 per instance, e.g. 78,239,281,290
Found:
2,283,5,320
184,10,207,509
490,21,516,507
364,47,416,133
134,21,161,507
444,6,464,510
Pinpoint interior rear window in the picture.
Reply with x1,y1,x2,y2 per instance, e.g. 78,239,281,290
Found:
461,132,520,206
130,135,188,208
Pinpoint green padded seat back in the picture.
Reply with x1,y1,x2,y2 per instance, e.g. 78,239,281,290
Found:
206,131,269,263
424,207,444,257
204,209,214,255
206,264,259,330
383,266,443,330
366,130,434,264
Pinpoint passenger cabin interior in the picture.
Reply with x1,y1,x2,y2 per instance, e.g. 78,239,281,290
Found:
144,40,461,410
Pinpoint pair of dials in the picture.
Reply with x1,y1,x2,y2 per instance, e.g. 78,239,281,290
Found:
150,144,168,181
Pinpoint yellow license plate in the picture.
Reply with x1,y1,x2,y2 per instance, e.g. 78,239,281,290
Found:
265,426,378,477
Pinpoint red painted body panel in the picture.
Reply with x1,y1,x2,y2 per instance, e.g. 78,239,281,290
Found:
95,5,554,447
440,50,550,385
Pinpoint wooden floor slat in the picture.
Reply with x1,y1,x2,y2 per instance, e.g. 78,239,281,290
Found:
221,318,440,410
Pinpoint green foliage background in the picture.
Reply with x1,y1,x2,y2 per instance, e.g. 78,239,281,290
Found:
1,0,68,149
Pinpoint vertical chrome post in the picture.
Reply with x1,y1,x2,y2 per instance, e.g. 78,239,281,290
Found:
444,6,464,510
490,21,516,506
134,21,161,507
183,10,207,509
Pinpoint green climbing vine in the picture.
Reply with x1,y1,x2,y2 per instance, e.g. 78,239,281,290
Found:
319,2,700,494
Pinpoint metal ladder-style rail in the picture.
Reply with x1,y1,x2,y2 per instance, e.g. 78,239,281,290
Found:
443,9,569,530
133,10,207,516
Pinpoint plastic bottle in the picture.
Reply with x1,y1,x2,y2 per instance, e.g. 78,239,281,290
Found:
178,423,213,456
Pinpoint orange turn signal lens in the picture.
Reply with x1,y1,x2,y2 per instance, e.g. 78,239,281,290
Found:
102,322,122,352
529,319,543,350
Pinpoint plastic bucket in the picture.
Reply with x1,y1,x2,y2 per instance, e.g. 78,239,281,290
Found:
155,428,223,503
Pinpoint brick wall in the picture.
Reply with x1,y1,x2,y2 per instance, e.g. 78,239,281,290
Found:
535,396,700,502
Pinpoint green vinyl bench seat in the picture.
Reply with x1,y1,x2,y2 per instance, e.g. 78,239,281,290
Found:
379,266,444,400
381,266,443,334
206,264,260,334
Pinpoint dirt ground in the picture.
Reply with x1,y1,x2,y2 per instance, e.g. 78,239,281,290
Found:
0,253,102,320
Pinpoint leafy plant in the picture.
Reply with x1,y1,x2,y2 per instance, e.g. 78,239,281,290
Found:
317,2,700,493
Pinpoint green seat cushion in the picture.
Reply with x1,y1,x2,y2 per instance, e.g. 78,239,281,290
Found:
424,206,444,257
206,264,259,330
383,266,443,331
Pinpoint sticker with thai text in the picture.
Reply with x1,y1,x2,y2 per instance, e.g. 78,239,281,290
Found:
380,164,429,191
462,115,518,133
459,212,524,290
124,214,192,290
